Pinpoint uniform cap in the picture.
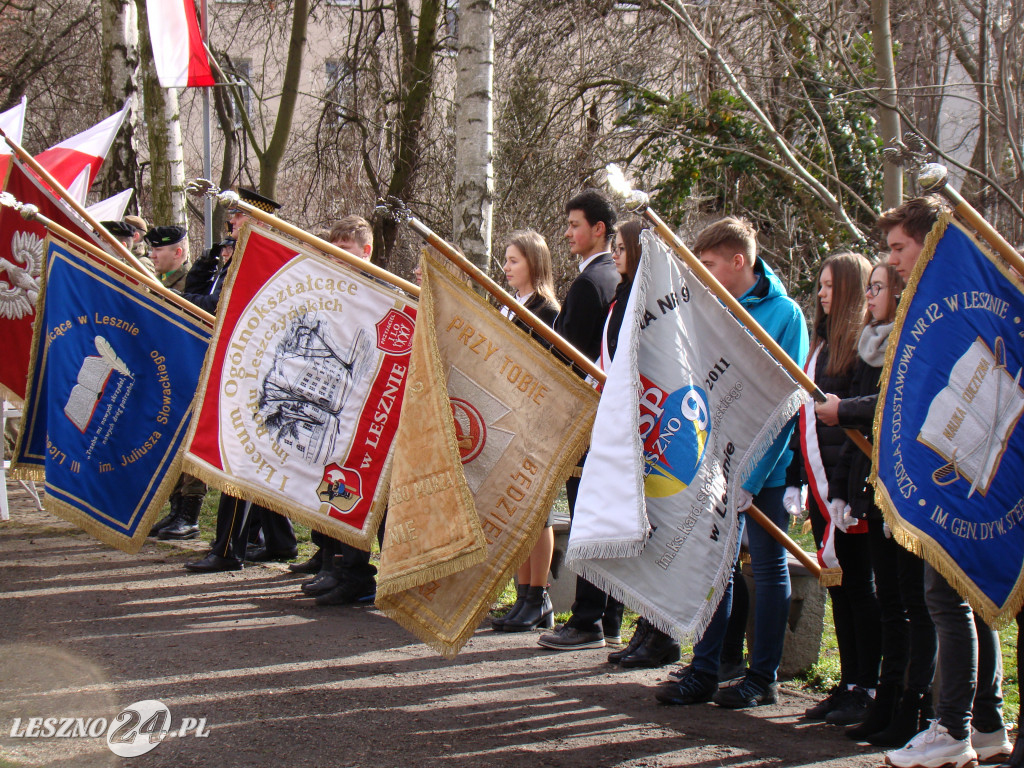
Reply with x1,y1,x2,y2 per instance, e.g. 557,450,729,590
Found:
144,225,188,247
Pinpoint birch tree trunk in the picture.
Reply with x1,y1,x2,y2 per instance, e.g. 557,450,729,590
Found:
871,0,902,209
137,0,187,228
451,0,494,273
100,0,140,204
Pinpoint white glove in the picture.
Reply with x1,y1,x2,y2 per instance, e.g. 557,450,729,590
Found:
734,487,753,512
841,505,858,531
883,521,892,539
828,498,849,533
783,486,806,518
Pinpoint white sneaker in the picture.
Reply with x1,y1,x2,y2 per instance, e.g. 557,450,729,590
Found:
972,725,1012,763
885,720,978,768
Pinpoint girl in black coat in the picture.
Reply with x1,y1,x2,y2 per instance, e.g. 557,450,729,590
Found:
822,263,936,746
789,251,881,726
491,230,560,631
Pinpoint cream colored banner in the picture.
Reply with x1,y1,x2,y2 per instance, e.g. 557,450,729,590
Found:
377,253,598,657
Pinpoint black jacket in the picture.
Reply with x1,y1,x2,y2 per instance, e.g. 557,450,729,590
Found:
787,334,857,490
182,242,231,313
830,357,883,520
605,278,632,363
554,252,620,362
513,293,559,332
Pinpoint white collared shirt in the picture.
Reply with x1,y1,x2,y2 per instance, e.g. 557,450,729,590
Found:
501,291,533,319
578,251,609,273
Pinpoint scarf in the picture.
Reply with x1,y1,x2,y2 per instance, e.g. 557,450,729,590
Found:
858,321,893,367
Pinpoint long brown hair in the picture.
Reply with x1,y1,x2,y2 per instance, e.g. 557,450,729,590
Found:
618,218,644,282
870,261,906,325
507,229,559,309
813,251,871,376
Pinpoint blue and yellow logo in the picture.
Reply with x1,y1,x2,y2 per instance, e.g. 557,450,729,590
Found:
643,385,711,498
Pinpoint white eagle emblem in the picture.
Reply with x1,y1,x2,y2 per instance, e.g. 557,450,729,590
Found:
0,230,43,320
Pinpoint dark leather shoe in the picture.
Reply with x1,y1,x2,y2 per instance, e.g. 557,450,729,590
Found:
288,551,323,574
184,553,242,573
655,666,717,705
619,627,681,669
502,587,554,632
246,546,299,563
314,579,376,606
301,572,340,596
609,618,649,664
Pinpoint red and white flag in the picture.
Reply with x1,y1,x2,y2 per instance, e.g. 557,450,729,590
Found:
146,0,215,88
0,97,27,181
35,105,129,192
85,189,134,222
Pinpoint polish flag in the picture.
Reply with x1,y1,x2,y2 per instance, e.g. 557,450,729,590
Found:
146,0,215,88
0,97,27,181
66,167,90,205
86,188,134,222
34,104,129,192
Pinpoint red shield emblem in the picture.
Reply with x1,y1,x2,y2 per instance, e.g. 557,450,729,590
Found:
375,308,415,355
450,398,487,464
316,463,364,513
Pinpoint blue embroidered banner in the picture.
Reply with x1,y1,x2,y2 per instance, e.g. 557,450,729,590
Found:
12,239,210,552
875,213,1024,624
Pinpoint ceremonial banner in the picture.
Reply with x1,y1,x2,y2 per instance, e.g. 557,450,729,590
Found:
184,223,417,549
874,213,1024,625
567,232,806,639
376,251,598,657
0,158,107,402
11,238,210,552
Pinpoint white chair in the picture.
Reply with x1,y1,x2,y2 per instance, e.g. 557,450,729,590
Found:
1,401,44,520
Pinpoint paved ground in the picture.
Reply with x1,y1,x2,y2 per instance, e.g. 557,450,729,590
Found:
0,483,887,768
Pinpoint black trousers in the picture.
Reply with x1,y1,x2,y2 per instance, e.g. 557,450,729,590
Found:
564,476,623,635
210,493,295,561
811,502,882,688
867,519,936,692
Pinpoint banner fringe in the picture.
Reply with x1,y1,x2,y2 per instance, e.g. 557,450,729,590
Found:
818,567,843,587
183,457,385,552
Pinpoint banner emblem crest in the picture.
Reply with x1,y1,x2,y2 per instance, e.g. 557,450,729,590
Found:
643,382,712,498
376,308,415,355
317,463,364,513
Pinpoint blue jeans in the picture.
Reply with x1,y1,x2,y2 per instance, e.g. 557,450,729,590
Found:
691,485,790,683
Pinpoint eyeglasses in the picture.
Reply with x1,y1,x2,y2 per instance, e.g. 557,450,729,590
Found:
866,282,887,297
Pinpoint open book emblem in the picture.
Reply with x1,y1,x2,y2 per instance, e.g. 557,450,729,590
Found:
917,336,1024,497
63,336,133,433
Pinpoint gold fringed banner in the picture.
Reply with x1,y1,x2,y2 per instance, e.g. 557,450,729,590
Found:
376,250,599,658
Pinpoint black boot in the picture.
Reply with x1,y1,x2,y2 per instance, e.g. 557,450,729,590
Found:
502,586,554,632
491,584,528,631
868,690,925,748
997,731,1024,768
159,495,202,540
149,494,181,537
609,618,649,664
847,682,901,740
620,626,681,669
288,548,324,574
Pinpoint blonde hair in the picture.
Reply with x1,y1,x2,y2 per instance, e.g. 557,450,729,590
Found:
691,217,758,266
507,230,558,308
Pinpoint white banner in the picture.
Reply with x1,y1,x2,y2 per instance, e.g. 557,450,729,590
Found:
567,231,806,639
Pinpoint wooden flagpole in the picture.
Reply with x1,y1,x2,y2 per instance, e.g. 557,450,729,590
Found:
918,163,1024,277
606,172,873,460
0,129,153,278
1,200,215,328
397,210,606,383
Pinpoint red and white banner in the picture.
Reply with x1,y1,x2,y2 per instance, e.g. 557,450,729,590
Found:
798,345,867,572
146,0,215,88
0,157,108,402
85,189,134,222
0,97,27,181
183,223,417,549
35,105,129,192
